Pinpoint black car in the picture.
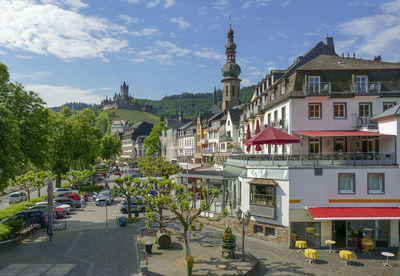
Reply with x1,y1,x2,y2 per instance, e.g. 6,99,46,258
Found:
1,209,46,228
54,197,74,208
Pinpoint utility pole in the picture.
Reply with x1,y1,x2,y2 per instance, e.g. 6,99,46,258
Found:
47,179,54,242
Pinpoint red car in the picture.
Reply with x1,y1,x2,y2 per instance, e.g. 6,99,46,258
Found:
62,194,81,208
55,207,65,219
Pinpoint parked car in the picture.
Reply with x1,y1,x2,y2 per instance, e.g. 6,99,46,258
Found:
54,202,72,214
54,197,75,209
95,190,114,206
120,197,145,214
62,194,81,208
9,191,28,204
35,201,68,218
1,209,46,228
54,187,78,196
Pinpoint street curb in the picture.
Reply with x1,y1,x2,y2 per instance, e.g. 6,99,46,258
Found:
0,237,21,250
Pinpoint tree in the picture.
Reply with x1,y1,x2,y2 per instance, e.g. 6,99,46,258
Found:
114,176,142,219
100,135,121,161
143,120,165,156
66,168,95,192
12,173,35,201
25,170,47,197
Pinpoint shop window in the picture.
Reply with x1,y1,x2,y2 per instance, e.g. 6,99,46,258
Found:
368,173,384,194
291,222,321,248
250,184,275,207
254,225,263,234
309,137,321,153
339,173,355,194
265,227,275,236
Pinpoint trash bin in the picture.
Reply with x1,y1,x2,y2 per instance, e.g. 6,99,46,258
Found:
134,210,139,217
145,242,153,254
119,217,126,227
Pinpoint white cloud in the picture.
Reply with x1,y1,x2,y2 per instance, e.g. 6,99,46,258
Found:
131,27,159,37
198,6,207,15
119,14,139,25
242,0,272,9
146,0,160,8
281,1,290,8
169,17,191,29
0,50,7,55
241,78,254,86
212,0,229,10
194,48,225,63
12,71,51,81
155,41,190,56
125,0,139,3
164,0,174,8
25,84,104,107
0,0,128,60
337,0,400,61
16,55,34,59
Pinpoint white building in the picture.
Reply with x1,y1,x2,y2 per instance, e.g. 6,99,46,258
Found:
110,120,130,137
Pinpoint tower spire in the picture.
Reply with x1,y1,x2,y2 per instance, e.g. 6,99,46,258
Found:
213,86,217,105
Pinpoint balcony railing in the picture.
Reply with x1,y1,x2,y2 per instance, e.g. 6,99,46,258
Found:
304,82,331,96
356,117,378,129
269,119,288,130
226,152,396,167
351,82,381,94
249,204,276,219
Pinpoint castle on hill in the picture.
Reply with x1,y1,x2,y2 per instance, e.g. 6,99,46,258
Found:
101,82,151,111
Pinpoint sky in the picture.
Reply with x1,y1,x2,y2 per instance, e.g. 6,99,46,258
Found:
1,0,400,107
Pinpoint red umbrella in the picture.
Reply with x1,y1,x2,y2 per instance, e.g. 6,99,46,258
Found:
246,124,251,152
255,120,262,151
247,125,300,145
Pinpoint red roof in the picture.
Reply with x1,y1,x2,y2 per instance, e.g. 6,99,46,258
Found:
308,207,400,220
294,130,389,137
247,126,300,146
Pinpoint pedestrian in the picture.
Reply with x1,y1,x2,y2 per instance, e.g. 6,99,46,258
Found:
84,192,88,202
80,195,85,208
105,182,109,190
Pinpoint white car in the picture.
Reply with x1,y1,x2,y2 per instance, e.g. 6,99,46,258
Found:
9,191,28,204
54,188,78,196
35,201,72,214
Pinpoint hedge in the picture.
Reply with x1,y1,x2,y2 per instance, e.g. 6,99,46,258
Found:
79,185,103,193
0,195,48,220
0,224,11,241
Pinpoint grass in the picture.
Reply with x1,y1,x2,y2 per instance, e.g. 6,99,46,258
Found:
126,217,139,223
113,109,159,125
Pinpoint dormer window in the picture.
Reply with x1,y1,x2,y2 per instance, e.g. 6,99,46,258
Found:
281,83,286,95
308,76,320,94
355,75,368,93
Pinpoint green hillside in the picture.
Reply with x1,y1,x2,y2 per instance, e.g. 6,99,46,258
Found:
112,109,159,125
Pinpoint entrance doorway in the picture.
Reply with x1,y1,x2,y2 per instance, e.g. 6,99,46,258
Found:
333,220,346,248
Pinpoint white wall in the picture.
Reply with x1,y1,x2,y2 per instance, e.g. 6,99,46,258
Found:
289,167,400,209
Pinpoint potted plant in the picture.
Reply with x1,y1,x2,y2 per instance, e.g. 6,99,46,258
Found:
221,226,236,258
186,256,194,276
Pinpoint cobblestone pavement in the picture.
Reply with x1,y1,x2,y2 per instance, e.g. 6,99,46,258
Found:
0,200,140,276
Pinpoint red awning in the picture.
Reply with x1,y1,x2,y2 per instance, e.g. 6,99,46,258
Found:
247,126,300,145
294,130,390,137
308,207,400,220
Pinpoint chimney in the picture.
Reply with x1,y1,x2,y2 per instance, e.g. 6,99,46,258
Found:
325,36,335,53
347,53,350,59
373,55,382,62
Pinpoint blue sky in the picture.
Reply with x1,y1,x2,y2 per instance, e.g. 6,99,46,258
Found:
1,0,399,107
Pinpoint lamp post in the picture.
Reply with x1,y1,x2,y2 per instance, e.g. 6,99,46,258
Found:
236,207,251,261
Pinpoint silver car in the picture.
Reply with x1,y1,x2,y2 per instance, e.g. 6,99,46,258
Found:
95,190,114,206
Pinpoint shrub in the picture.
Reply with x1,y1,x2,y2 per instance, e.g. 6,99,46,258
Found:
3,218,23,239
221,225,235,241
80,185,103,193
0,195,47,220
0,224,11,241
126,217,139,223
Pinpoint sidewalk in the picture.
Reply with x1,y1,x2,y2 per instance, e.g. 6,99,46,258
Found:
139,226,259,276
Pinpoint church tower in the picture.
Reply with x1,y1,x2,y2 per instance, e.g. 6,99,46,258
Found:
221,24,241,112
120,82,129,101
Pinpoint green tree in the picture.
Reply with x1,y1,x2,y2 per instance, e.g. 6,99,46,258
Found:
67,168,95,192
143,120,165,156
114,175,142,219
12,173,35,201
100,135,121,161
25,170,47,197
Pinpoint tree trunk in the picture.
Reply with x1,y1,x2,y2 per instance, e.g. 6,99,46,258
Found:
56,173,61,188
158,207,163,229
37,188,41,197
184,226,191,257
127,197,132,219
27,190,31,201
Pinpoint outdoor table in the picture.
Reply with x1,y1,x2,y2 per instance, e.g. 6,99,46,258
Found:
339,250,353,265
381,252,394,267
295,240,307,252
325,240,336,254
304,249,317,264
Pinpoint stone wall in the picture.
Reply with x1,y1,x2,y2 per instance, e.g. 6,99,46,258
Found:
197,214,289,247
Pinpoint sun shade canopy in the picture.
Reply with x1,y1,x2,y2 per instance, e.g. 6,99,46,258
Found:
294,130,390,137
246,126,300,145
307,207,400,220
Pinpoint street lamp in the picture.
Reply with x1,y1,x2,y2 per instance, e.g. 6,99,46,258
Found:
236,207,251,261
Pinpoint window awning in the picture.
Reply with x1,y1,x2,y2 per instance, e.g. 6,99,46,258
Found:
307,207,400,220
294,130,390,137
248,178,278,185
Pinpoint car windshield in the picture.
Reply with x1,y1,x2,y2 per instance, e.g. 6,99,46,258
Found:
10,194,19,197
99,192,109,197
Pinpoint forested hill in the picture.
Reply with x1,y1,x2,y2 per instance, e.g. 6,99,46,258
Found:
136,85,254,120
49,85,254,120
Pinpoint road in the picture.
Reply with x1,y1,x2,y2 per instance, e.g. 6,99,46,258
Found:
0,181,141,276
0,186,49,211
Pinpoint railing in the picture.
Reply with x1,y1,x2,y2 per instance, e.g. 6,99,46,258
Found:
351,82,381,94
226,152,396,167
304,82,331,96
356,117,378,129
200,138,208,145
270,119,288,130
249,204,276,219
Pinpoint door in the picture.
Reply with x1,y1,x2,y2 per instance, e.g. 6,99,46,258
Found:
333,220,347,248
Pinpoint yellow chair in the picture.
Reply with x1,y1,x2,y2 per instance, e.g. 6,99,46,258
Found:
325,240,336,254
339,250,353,265
304,249,317,263
362,237,375,255
305,227,315,234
